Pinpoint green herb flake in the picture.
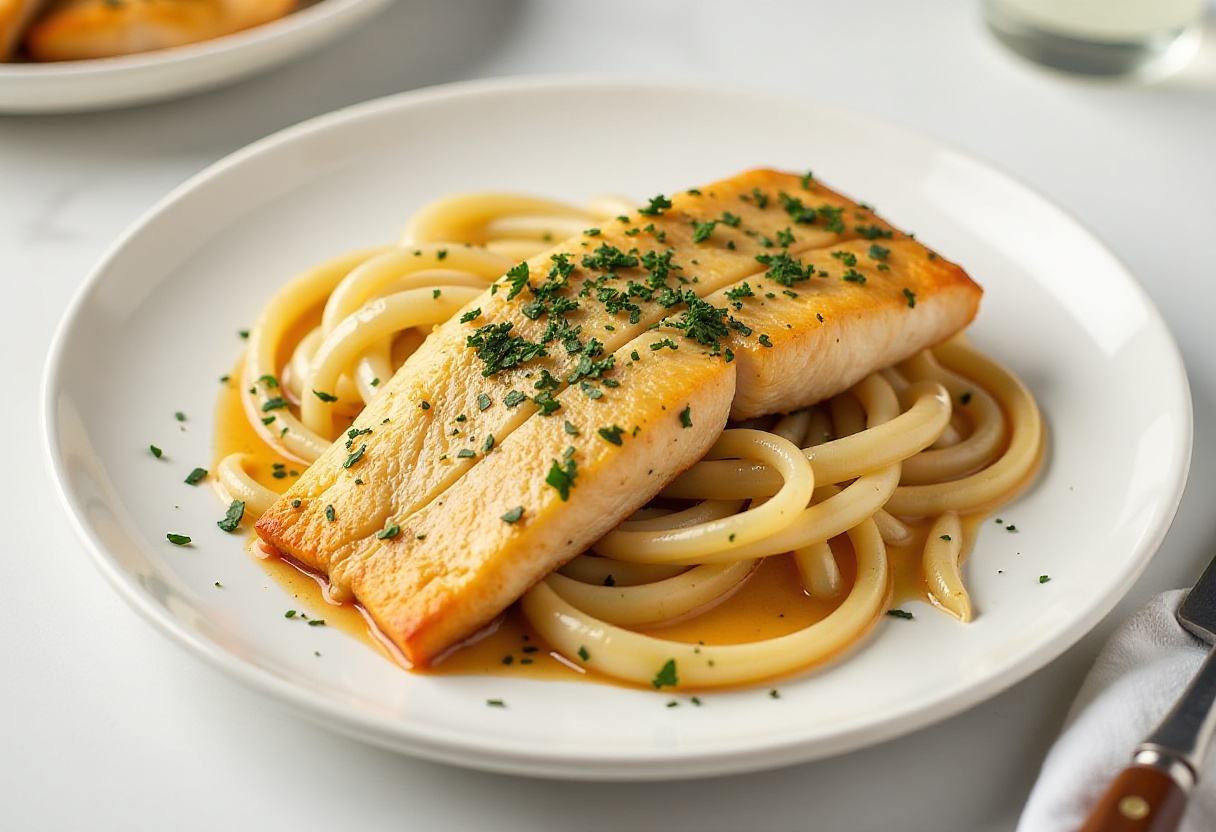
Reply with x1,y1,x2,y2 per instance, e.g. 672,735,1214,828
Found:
638,194,673,216
184,468,207,485
149,445,163,459
940,534,952,541
343,443,367,468
903,288,916,308
420,401,430,410
1006,525,1018,533
501,506,524,524
477,392,492,411
867,243,890,260
486,699,506,707
577,646,590,661
598,425,625,446
563,421,580,436
312,389,338,403
679,405,692,428
238,330,249,339
885,609,914,620
261,416,276,426
769,689,781,699
545,455,578,501
503,390,526,408
432,289,442,299
482,434,495,454
285,610,297,618
651,659,678,689
261,397,289,412
291,499,301,508
1039,575,1051,584
217,500,245,533
758,334,774,348
258,374,279,389
325,505,336,522
460,308,482,324
166,533,191,546
376,522,400,540
457,449,476,459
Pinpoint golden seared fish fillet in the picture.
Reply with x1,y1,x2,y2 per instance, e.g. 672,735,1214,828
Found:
256,169,982,665
0,0,47,59
24,0,294,61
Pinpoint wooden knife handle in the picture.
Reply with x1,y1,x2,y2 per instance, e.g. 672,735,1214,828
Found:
1075,764,1188,832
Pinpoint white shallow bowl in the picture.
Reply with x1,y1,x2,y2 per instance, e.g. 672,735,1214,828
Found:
0,0,392,113
43,77,1192,780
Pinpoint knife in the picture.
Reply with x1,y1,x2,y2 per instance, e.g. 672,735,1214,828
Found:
1076,556,1216,832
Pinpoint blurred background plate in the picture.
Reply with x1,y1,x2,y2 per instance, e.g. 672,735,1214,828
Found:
0,0,394,113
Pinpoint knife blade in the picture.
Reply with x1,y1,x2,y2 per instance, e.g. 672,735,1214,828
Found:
1076,556,1216,832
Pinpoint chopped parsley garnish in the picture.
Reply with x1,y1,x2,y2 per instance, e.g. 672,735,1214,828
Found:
533,391,560,415
842,268,866,284
504,261,531,301
290,499,301,508
769,689,781,699
432,289,442,299
261,397,288,412
501,506,523,524
420,401,430,410
855,224,893,240
150,445,163,459
903,288,916,308
477,392,492,411
217,500,245,533
285,610,297,618
545,454,578,501
563,421,579,436
457,449,476,459
755,251,812,286
1006,525,1018,533
651,659,678,689
867,243,890,260
376,523,400,540
307,619,326,627
166,533,191,546
831,250,858,266
482,434,495,453
466,322,547,377
638,194,673,216
503,390,526,408
459,308,482,324
184,468,207,485
758,334,773,348
885,609,914,620
578,646,590,662
940,534,952,541
692,220,716,243
1039,575,1051,584
258,374,278,388
486,699,505,707
598,425,625,446
650,338,678,351
370,378,380,387
312,389,338,403
343,443,367,468
680,406,692,428
324,505,336,522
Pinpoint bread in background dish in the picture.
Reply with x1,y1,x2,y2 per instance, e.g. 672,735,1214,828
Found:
0,0,48,60
24,0,296,62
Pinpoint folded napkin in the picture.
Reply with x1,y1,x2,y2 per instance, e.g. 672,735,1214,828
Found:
1018,590,1216,832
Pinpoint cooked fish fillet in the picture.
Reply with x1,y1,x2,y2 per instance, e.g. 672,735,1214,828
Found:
24,0,293,61
0,0,46,60
255,169,981,664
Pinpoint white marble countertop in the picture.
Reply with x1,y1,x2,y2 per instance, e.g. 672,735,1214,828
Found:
5,2,1216,829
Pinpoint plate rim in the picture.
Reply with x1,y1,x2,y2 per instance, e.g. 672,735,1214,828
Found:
41,74,1195,780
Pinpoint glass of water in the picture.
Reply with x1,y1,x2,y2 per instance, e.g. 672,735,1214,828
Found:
983,0,1205,81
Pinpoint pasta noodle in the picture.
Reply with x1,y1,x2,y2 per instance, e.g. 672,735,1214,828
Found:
216,186,1043,690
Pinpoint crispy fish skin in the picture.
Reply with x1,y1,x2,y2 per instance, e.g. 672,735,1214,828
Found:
716,238,981,419
347,332,735,664
256,170,888,586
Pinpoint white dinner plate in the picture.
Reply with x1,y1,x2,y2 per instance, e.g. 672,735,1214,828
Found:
0,0,392,113
43,77,1192,780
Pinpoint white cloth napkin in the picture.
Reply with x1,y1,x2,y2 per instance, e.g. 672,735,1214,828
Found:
1018,590,1216,832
